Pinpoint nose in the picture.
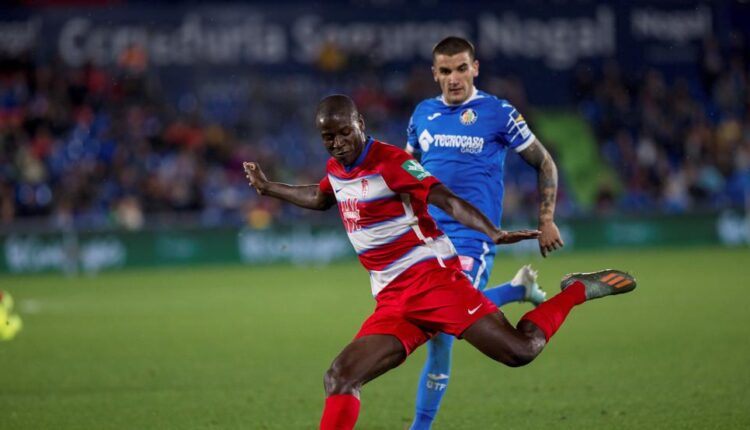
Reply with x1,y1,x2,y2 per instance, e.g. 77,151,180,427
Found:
333,135,345,148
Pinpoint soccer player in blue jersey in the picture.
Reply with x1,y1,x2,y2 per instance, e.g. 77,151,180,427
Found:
405,36,565,429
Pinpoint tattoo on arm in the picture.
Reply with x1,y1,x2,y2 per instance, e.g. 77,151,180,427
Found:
519,140,558,224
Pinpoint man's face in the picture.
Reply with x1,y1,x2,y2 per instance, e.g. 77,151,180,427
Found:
432,52,479,105
317,112,366,165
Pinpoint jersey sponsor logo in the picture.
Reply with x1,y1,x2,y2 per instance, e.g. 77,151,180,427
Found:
427,112,442,121
361,178,369,198
419,127,486,154
418,129,434,152
401,159,432,180
441,134,483,153
467,303,483,315
460,108,478,125
340,198,361,233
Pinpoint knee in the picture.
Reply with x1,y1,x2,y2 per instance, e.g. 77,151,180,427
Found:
503,349,534,367
499,338,544,368
323,363,361,396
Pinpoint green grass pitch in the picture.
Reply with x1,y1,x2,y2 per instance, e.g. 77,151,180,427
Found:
1,246,749,429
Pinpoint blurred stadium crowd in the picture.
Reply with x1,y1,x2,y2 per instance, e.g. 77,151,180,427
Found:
576,36,750,215
0,34,748,231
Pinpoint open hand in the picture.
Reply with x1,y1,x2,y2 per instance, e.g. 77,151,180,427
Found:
538,221,564,257
243,162,268,195
491,229,541,245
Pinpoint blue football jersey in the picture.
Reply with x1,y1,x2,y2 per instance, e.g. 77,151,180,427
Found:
406,88,536,242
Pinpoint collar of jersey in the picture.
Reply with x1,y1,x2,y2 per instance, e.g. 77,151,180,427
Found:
344,136,374,172
438,86,482,106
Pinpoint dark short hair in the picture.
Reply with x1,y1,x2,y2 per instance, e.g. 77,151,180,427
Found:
432,36,475,61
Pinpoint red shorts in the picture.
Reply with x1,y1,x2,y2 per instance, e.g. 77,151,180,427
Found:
355,258,499,356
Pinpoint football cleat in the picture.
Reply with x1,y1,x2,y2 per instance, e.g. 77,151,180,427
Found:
511,264,546,306
560,269,636,301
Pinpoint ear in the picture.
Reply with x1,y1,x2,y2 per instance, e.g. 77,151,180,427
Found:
473,60,479,77
357,113,366,133
431,66,438,82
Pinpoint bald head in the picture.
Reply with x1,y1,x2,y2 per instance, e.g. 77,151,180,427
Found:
316,94,359,125
315,94,367,166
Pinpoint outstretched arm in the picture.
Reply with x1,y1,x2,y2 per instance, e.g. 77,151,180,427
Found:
518,139,564,257
243,162,335,211
427,183,539,245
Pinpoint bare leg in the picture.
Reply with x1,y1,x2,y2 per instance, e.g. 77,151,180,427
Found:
462,269,637,366
462,312,547,367
324,334,407,396
319,334,407,430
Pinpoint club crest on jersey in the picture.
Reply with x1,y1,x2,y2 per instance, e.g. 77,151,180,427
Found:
459,255,474,272
460,108,477,125
361,179,369,198
401,159,432,180
340,198,361,233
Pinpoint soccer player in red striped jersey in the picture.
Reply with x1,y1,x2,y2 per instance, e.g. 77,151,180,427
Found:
243,95,636,430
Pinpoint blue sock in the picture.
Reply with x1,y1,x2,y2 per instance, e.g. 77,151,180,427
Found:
410,332,454,430
482,280,526,307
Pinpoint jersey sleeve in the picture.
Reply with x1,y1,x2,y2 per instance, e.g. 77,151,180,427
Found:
497,101,536,153
319,175,334,194
381,151,440,202
405,113,419,154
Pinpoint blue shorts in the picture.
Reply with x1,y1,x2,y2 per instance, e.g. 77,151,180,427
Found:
452,238,496,291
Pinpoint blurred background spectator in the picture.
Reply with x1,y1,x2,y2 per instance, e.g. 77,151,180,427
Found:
0,0,748,233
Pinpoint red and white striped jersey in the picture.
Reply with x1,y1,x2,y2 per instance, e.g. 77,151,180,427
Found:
319,138,458,296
